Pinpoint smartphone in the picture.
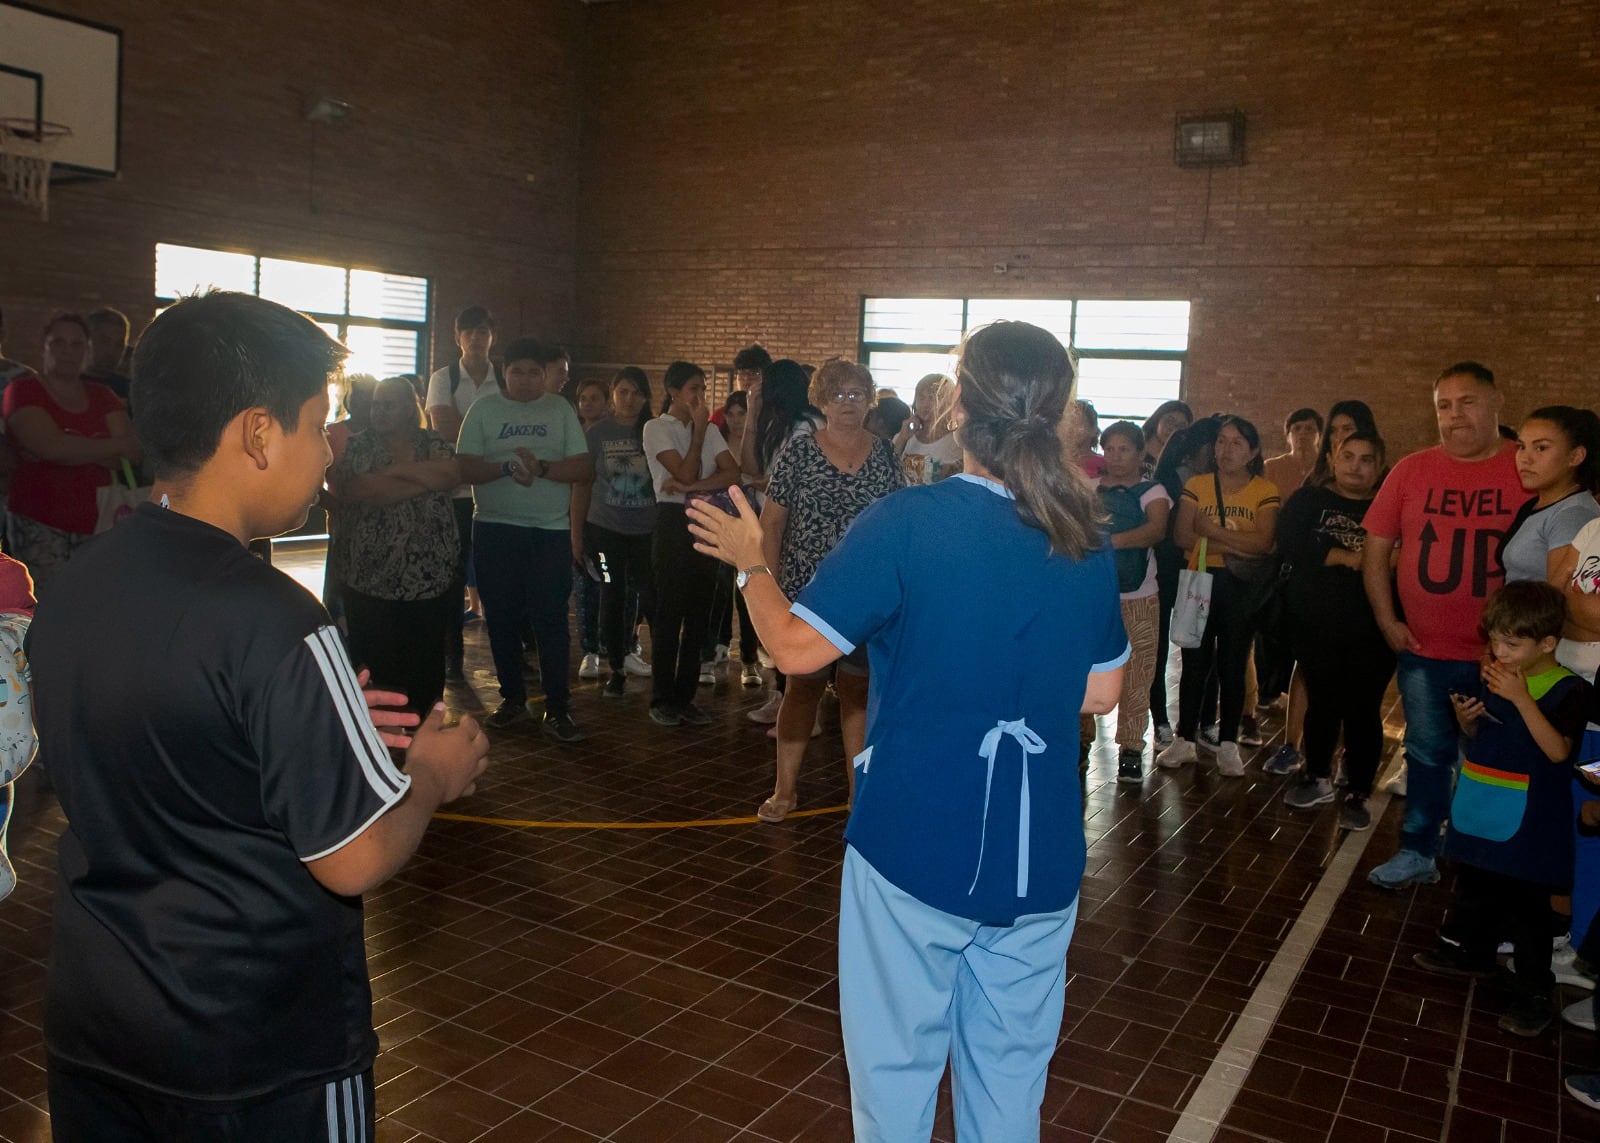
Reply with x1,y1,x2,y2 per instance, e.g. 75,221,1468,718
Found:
1579,759,1600,782
685,488,741,517
1450,691,1502,724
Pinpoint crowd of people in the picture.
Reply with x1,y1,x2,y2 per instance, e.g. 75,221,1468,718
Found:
6,290,1600,1135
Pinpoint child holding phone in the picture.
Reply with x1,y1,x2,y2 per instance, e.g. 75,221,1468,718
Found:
1413,580,1591,1036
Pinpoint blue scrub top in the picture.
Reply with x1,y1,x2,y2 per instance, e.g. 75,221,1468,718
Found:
794,473,1129,925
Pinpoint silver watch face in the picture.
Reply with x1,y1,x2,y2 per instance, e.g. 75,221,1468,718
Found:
736,570,750,589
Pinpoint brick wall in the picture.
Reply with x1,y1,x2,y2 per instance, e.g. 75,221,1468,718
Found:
0,0,583,378
574,0,1600,454
5,0,1595,459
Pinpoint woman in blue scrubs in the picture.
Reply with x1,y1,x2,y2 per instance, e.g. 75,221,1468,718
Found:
688,320,1128,1142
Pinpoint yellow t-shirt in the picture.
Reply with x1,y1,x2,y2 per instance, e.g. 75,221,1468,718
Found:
1181,473,1280,568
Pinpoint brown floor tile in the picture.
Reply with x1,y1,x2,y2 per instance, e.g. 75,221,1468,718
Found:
0,590,1582,1142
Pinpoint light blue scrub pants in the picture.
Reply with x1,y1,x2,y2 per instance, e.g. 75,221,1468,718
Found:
839,846,1078,1143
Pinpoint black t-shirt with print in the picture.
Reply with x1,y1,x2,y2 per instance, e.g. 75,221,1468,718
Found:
30,503,411,1100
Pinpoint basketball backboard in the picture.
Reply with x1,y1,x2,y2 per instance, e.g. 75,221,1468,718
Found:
0,2,120,179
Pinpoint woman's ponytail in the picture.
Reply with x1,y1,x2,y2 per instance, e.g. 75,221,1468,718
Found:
955,322,1104,560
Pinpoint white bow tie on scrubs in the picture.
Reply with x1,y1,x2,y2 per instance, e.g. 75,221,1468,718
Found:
968,718,1049,899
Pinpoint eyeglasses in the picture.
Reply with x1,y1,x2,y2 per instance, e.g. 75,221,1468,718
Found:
830,390,869,404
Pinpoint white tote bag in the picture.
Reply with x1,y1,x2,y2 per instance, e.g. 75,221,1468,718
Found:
1171,537,1213,649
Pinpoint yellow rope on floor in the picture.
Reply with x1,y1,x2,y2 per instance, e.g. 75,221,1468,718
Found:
432,805,849,829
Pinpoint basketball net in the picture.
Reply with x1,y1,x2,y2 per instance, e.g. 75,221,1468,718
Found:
0,120,72,221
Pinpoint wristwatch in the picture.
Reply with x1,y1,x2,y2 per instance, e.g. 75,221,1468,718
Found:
736,565,772,590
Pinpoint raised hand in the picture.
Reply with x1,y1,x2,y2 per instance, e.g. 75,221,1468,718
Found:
687,485,763,569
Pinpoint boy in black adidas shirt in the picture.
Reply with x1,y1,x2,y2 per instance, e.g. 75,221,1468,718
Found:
31,292,490,1142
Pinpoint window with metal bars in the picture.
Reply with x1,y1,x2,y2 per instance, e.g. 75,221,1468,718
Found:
859,296,1189,426
153,243,431,383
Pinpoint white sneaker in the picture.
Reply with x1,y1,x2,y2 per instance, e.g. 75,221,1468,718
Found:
741,663,763,687
579,652,602,679
1564,996,1597,1031
698,663,716,685
1214,742,1245,777
748,691,784,723
1383,763,1408,797
1156,738,1197,769
1554,940,1596,990
623,652,651,677
714,643,729,664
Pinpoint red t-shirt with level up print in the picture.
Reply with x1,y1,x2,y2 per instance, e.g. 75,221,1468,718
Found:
1363,441,1523,662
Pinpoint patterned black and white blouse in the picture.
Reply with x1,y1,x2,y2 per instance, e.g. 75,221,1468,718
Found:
766,430,906,600
332,429,460,602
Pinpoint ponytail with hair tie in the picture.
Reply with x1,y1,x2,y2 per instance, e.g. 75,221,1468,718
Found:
955,321,1105,559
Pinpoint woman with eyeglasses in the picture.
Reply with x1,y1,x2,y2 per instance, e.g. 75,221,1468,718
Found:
753,360,904,822
687,321,1126,1140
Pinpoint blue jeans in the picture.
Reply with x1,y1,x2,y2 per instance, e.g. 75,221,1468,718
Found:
473,521,571,712
1395,651,1479,858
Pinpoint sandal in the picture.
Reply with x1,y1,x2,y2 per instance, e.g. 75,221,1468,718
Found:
757,796,796,823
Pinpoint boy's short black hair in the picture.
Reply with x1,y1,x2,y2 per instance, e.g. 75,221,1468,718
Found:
531,341,569,368
501,337,543,367
1480,579,1566,643
1285,407,1323,433
733,344,772,373
131,292,347,478
454,305,493,333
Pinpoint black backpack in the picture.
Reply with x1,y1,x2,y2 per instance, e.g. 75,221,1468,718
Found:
448,361,501,395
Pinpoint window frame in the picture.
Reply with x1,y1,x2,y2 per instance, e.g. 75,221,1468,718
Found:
857,296,1188,422
152,244,432,377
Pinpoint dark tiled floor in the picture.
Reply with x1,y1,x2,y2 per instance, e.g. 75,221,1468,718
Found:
1,545,1598,1141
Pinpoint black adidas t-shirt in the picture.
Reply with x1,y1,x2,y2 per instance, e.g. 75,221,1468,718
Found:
31,503,411,1101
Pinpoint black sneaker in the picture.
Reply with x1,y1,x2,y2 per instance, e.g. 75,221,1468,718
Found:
649,703,683,727
678,703,712,726
1116,749,1143,784
541,710,583,742
1284,776,1335,809
603,672,626,699
1413,946,1498,979
1499,994,1553,1038
1338,794,1372,831
1238,715,1263,748
483,702,532,730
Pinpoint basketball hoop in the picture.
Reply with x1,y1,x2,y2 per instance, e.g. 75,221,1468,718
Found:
0,118,72,221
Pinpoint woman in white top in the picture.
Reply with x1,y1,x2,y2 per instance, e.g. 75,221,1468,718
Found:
640,361,738,726
1509,406,1600,681
894,373,962,485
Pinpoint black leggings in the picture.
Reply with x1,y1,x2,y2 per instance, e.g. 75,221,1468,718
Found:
1295,634,1394,796
650,506,717,707
342,587,455,716
1148,545,1181,727
1176,567,1254,744
586,522,654,673
1441,866,1558,1000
